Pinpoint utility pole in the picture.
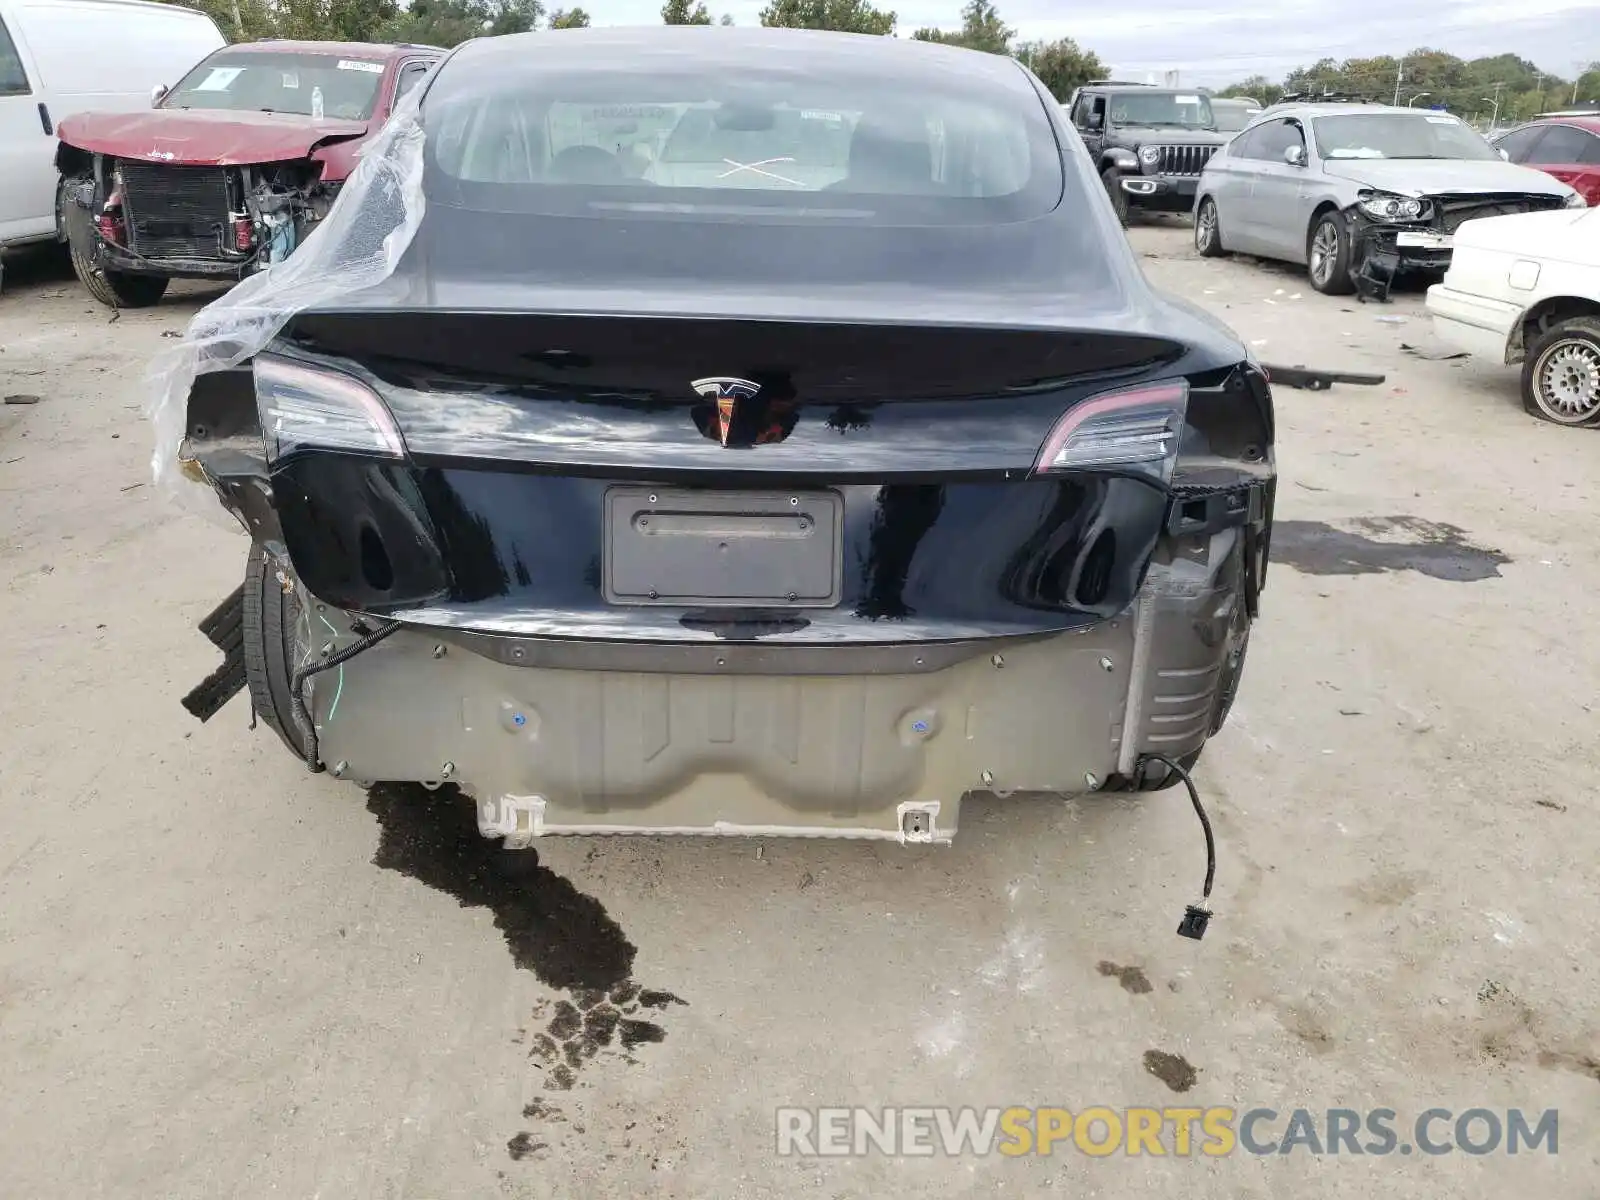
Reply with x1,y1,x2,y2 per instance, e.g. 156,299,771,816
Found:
1392,60,1403,106
1482,82,1505,131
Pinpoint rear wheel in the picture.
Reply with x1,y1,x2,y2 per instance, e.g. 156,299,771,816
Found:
61,176,169,309
1194,197,1225,257
1307,211,1354,295
242,542,310,758
1521,316,1600,426
1102,166,1130,228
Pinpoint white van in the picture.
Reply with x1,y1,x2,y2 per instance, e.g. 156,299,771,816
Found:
0,0,225,247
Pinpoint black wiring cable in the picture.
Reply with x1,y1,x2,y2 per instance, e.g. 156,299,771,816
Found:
290,619,402,772
1139,752,1215,902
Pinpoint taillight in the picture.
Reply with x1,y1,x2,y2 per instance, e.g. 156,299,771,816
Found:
254,354,405,462
1032,380,1189,485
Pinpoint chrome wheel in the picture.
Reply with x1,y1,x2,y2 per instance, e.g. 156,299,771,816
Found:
1195,201,1216,251
1533,338,1600,424
1309,221,1340,287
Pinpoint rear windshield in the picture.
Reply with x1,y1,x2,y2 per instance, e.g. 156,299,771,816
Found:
166,50,387,120
1313,113,1498,161
422,47,1061,225
1212,105,1260,133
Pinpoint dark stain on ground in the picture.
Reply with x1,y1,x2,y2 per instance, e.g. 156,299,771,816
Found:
1144,1049,1199,1093
367,783,636,992
1537,1050,1600,1084
523,1098,566,1122
621,1018,668,1049
364,784,688,1151
639,989,687,1010
1096,961,1153,995
1270,516,1508,582
506,1133,548,1160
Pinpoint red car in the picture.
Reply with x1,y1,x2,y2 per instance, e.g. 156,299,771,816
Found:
1494,116,1600,207
53,40,441,308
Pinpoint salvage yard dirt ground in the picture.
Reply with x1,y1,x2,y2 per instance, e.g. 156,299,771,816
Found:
1,220,1597,1198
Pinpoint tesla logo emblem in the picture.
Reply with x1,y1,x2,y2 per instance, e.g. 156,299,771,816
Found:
691,376,762,446
146,148,176,161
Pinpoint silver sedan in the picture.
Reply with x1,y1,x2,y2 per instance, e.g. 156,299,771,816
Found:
1193,103,1580,295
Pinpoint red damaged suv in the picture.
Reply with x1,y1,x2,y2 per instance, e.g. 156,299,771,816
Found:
54,40,441,308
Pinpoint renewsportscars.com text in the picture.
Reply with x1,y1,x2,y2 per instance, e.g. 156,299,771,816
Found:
775,1106,1559,1158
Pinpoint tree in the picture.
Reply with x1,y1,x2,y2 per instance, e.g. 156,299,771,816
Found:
1217,75,1283,106
1576,62,1600,104
274,0,399,40
380,0,544,45
1227,48,1584,123
758,0,895,36
662,0,713,22
156,0,275,39
912,0,1010,54
1014,37,1105,102
548,5,589,26
720,11,734,22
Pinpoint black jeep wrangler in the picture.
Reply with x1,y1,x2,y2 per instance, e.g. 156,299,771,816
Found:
1064,82,1229,226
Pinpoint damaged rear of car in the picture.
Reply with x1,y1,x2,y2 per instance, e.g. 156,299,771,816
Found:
55,40,439,308
158,28,1275,851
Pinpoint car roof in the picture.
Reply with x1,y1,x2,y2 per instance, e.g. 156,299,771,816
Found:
448,25,1031,85
1260,102,1428,120
230,40,442,60
1529,115,1600,134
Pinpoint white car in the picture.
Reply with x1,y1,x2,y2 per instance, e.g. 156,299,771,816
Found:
1426,206,1600,426
0,0,224,251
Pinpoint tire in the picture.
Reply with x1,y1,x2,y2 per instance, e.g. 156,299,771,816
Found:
1306,210,1354,295
61,176,169,309
1194,196,1226,257
1520,316,1600,427
242,541,310,758
1102,166,1130,228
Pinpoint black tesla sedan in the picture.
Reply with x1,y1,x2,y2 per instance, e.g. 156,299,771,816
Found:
169,26,1275,848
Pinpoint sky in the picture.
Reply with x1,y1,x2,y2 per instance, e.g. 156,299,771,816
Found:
600,0,1599,87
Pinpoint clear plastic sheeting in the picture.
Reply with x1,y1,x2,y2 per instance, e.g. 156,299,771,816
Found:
143,99,428,527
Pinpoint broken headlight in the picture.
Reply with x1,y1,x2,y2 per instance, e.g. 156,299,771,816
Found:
1358,193,1428,222
254,354,405,463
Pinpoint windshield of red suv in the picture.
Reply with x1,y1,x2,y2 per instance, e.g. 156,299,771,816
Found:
165,50,387,120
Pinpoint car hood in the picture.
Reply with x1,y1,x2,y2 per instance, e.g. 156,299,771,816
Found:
56,108,369,166
1452,207,1600,261
1321,157,1574,199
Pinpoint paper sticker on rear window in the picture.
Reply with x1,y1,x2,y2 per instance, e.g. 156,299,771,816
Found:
193,66,243,92
1177,94,1200,104
1425,115,1458,124
801,109,843,122
337,60,384,74
282,71,300,88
